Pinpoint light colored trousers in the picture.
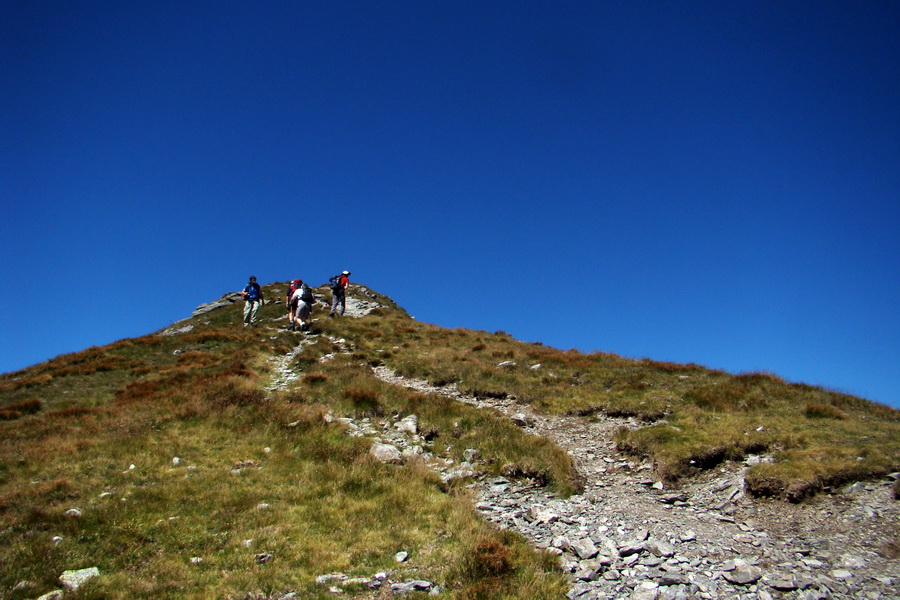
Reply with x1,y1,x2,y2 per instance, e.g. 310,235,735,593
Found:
243,300,261,325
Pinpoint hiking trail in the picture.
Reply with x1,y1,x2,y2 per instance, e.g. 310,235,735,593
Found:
368,365,900,600
251,289,899,599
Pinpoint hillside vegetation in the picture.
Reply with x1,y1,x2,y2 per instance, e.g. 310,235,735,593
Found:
1,282,898,599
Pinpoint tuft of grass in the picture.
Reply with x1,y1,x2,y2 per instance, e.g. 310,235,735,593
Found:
341,385,383,417
803,403,848,420
45,406,100,419
0,398,43,420
204,376,269,409
448,529,567,600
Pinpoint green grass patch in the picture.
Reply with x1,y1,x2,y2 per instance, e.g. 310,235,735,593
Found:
0,286,568,598
315,295,900,500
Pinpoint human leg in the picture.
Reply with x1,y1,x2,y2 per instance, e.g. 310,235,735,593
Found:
297,302,311,331
249,300,261,325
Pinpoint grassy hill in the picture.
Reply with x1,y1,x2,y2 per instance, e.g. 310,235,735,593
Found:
1,282,898,599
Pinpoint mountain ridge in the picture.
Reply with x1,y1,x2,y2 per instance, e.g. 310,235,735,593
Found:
1,281,898,599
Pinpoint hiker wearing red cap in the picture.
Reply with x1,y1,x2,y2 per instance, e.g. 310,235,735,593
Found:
329,271,350,317
286,279,302,330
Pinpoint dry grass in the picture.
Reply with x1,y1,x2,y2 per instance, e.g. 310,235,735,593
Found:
803,403,849,420
2,280,898,597
0,285,569,598
319,299,899,500
341,385,384,417
448,529,566,600
0,398,43,420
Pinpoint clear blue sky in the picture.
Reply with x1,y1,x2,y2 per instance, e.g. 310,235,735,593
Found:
2,2,898,408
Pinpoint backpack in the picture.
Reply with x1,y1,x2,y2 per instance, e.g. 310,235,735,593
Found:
300,284,315,304
329,275,343,292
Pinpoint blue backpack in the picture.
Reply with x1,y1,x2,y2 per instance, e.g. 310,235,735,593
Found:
329,275,343,292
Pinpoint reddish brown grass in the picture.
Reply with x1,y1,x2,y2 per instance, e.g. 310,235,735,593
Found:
0,478,80,514
50,355,140,377
470,538,512,577
115,380,164,405
45,406,100,419
203,377,268,408
0,397,42,416
342,386,382,416
0,373,53,392
454,534,517,599
180,330,249,344
175,351,218,367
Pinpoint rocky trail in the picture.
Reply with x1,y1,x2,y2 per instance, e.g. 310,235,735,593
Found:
367,366,900,600
257,293,899,600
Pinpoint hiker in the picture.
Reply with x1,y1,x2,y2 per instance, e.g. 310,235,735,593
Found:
241,276,264,327
290,281,316,331
286,279,302,329
329,270,350,317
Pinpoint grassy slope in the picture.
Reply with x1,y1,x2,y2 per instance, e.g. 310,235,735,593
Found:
0,283,568,599
1,282,899,597
338,302,898,501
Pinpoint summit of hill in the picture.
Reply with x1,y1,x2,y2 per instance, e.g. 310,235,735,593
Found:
1,281,898,599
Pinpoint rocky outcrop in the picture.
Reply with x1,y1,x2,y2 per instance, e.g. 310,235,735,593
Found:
192,292,243,317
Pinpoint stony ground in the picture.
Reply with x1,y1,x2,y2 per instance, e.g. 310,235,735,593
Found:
259,292,899,600
371,366,900,600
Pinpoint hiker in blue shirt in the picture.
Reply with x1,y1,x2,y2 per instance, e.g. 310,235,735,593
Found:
241,276,265,327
